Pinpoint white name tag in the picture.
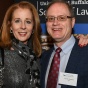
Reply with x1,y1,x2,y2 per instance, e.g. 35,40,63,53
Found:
58,72,78,86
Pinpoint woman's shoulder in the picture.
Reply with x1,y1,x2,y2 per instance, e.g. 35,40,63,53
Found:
4,49,23,62
4,49,17,56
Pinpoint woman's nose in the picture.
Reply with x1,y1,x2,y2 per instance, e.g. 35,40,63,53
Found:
21,22,26,29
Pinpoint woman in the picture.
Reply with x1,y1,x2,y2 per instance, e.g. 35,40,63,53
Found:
0,1,42,88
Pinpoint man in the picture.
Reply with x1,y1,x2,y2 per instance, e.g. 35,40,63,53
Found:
40,0,88,88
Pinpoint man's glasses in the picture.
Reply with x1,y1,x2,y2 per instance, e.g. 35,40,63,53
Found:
46,15,73,22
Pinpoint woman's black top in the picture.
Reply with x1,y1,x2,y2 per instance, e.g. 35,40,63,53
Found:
0,40,40,88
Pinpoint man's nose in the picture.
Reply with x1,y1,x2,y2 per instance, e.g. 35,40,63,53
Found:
52,18,60,25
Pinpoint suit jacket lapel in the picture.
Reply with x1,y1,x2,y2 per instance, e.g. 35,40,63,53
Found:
61,40,81,88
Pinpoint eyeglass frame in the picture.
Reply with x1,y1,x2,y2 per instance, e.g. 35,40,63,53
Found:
45,15,74,22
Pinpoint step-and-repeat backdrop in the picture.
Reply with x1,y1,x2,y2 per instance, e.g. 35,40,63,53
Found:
14,0,88,34
14,0,88,49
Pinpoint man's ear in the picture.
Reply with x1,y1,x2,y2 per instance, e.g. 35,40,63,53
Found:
72,17,75,28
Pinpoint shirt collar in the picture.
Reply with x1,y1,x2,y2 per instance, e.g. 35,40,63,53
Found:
54,35,75,54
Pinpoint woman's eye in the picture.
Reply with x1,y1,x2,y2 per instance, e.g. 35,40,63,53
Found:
26,20,31,24
15,20,21,23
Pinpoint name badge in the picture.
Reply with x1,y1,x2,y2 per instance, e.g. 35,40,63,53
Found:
58,72,78,86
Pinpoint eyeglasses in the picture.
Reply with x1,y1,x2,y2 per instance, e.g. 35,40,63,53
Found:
46,15,73,22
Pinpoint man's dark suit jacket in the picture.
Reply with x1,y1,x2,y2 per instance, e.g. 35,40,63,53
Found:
40,39,88,88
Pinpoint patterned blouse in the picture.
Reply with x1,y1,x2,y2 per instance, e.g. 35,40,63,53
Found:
0,40,40,88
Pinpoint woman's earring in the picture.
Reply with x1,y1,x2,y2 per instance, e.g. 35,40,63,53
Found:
10,29,13,33
32,30,34,34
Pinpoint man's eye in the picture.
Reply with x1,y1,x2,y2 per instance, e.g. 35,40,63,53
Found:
60,16,66,20
49,17,54,21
